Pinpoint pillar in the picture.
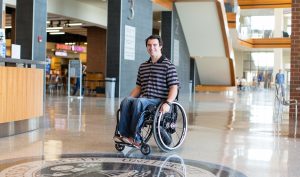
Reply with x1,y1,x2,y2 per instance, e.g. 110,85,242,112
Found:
161,11,173,60
273,8,284,83
87,27,106,74
290,0,300,137
106,0,152,97
0,0,5,28
160,7,191,95
15,0,47,65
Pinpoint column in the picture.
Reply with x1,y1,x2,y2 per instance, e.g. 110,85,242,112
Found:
273,8,284,38
160,6,191,95
15,0,47,65
106,0,152,97
86,27,106,74
273,8,284,84
0,0,5,28
290,1,300,137
161,11,173,60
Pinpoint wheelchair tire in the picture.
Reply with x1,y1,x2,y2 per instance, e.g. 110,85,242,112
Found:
140,144,151,155
153,102,188,152
115,143,125,151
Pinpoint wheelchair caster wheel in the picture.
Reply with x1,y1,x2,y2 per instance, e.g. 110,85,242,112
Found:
115,143,125,151
141,144,151,155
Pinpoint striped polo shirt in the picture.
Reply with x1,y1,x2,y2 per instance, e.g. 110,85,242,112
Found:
136,55,179,99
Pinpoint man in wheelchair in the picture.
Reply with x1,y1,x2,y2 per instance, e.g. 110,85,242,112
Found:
113,34,179,149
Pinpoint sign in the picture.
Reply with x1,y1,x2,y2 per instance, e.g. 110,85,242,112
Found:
11,44,21,59
69,60,81,77
124,25,136,60
0,28,6,58
56,44,86,53
55,51,68,57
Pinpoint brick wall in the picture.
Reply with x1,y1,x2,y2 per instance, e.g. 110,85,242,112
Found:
289,0,300,137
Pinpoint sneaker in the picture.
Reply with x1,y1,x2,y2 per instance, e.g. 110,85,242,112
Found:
113,135,123,143
122,137,134,145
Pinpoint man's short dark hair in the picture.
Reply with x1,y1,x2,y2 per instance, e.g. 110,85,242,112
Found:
145,35,163,47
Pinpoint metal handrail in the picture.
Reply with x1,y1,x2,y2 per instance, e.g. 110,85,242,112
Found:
275,87,298,137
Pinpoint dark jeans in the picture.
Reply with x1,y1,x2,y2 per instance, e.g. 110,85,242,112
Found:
73,76,85,95
118,97,161,142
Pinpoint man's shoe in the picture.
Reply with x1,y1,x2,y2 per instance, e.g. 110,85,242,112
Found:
113,135,123,143
132,141,141,149
122,137,134,145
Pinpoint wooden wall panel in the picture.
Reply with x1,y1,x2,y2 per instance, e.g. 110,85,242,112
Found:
153,0,173,10
239,38,291,48
6,67,18,122
238,0,291,9
0,67,7,122
0,67,43,124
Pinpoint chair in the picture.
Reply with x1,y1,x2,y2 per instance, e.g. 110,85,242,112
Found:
114,101,188,155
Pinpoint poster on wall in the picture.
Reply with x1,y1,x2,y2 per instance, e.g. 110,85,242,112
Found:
124,25,136,60
11,44,21,59
173,39,179,66
0,28,6,58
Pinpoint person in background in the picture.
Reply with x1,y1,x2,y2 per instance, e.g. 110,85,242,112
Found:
73,64,87,96
275,69,285,98
257,72,264,89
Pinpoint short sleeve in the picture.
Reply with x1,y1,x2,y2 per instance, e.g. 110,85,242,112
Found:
136,66,141,86
166,64,179,87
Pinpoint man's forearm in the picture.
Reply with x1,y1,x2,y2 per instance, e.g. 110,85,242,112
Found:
166,85,178,102
129,86,141,98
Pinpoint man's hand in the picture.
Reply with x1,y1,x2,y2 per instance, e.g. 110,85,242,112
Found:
160,101,171,113
160,85,178,113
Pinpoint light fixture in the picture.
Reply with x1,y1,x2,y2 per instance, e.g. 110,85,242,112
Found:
50,32,65,35
64,20,70,27
68,23,82,26
5,26,12,29
47,26,63,30
47,29,60,33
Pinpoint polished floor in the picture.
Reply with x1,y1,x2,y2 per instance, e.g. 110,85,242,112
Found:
0,89,298,177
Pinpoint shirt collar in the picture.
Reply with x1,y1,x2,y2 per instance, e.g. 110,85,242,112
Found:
147,55,166,63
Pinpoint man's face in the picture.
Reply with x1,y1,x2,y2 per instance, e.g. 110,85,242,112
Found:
146,39,162,57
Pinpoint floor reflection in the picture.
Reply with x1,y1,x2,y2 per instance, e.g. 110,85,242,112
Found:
0,153,247,177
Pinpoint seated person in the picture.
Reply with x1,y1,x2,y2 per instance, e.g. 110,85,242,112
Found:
113,34,180,148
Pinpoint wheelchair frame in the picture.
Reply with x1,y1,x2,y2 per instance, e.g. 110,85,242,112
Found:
114,101,188,155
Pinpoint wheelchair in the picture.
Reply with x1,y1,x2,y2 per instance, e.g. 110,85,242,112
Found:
114,101,188,155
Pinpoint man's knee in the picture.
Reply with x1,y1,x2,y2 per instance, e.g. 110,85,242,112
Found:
120,97,134,107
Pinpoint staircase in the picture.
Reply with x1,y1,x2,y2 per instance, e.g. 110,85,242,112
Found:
175,0,236,91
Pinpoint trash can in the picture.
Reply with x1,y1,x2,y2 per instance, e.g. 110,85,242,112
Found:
105,77,116,98
189,80,193,94
189,80,194,100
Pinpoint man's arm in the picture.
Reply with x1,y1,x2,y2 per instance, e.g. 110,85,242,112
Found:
166,85,178,103
129,85,141,98
161,85,178,113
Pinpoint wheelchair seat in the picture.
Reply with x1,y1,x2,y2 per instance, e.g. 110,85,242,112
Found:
114,101,188,155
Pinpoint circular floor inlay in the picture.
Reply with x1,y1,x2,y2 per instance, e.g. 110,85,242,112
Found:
0,154,247,177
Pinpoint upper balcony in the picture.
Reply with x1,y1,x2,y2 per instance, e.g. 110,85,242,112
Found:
224,0,292,49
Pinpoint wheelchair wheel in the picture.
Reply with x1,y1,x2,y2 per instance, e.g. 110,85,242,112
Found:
115,143,125,151
114,109,121,135
140,144,151,155
153,102,188,152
